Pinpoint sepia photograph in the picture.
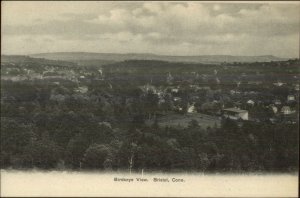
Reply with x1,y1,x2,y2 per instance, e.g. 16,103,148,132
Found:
1,1,299,197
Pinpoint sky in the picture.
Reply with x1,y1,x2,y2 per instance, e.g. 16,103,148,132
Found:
1,1,300,58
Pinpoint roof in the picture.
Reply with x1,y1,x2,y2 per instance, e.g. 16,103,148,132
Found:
281,106,291,110
223,108,248,113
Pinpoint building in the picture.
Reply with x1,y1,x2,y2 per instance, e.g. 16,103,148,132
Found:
273,99,282,105
230,90,241,95
173,97,182,102
287,95,295,102
281,106,294,115
269,105,278,114
74,86,88,94
139,84,157,94
223,108,248,120
247,100,255,105
273,81,285,87
171,88,179,93
187,103,196,113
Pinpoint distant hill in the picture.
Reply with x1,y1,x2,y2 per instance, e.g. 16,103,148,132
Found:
30,52,287,64
1,55,32,63
1,55,77,67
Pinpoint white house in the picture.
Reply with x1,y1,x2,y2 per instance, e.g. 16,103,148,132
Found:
139,84,157,94
247,100,255,105
171,88,179,93
230,90,241,95
281,106,294,115
98,69,103,76
173,97,182,102
270,105,278,114
187,103,196,113
273,82,285,87
287,95,295,102
273,99,282,105
223,108,248,120
75,86,88,94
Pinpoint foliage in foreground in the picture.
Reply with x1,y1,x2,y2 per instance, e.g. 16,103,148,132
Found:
1,114,298,172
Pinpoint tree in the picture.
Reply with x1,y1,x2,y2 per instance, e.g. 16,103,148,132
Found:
1,119,35,168
82,144,111,169
23,137,62,169
143,91,159,120
197,153,210,171
188,119,199,129
65,133,89,168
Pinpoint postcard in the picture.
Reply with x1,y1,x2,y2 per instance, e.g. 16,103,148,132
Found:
1,1,299,197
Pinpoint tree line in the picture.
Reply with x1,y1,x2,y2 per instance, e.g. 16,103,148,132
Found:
1,111,298,172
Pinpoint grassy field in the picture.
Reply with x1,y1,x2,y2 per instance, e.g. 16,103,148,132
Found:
158,113,221,129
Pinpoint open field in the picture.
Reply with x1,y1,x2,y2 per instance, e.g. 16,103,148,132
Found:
158,113,221,129
1,170,298,197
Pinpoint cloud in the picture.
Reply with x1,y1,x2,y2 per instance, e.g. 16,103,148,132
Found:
2,1,299,58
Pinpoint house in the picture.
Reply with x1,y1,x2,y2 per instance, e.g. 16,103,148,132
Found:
74,86,88,94
281,106,294,115
223,108,248,120
173,105,183,111
98,69,103,76
270,105,278,114
287,95,295,102
230,90,241,95
139,84,157,94
173,97,182,102
187,103,196,113
171,88,179,93
273,99,282,105
273,82,285,87
99,121,112,129
247,100,255,105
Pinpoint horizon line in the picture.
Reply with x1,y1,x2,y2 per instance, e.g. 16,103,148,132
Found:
2,51,298,59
